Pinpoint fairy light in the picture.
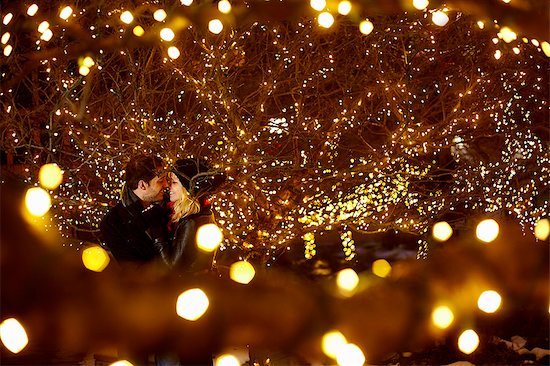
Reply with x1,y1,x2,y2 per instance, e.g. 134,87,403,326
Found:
3,13,13,25
335,343,366,366
477,290,502,313
133,26,145,37
0,318,28,354
27,4,39,17
160,27,175,41
534,218,549,240
476,219,499,243
181,0,193,5
25,187,51,216
498,27,517,43
59,6,73,20
38,21,50,33
458,329,479,354
432,11,449,26
120,11,133,24
317,12,334,28
412,0,429,10
431,305,454,329
432,221,453,241
214,354,240,366
196,223,223,252
39,163,63,189
337,1,352,15
218,0,232,14
322,330,348,359
371,259,391,278
336,268,359,292
82,246,110,272
3,44,12,56
209,19,223,34
110,361,134,366
167,46,180,59
359,20,373,35
310,0,326,11
176,288,210,321
229,261,255,284
153,9,167,22
1,32,10,44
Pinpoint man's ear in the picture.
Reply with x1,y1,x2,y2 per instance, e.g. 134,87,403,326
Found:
137,180,148,190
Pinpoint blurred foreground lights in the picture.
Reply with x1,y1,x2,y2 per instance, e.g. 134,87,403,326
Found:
82,246,110,272
498,26,517,43
181,0,193,5
79,66,91,76
133,26,145,37
322,330,347,359
3,13,13,25
310,0,326,11
39,163,63,189
477,290,502,313
229,261,255,284
534,218,549,240
59,6,73,20
218,0,232,14
110,361,134,366
318,12,334,28
4,45,13,56
432,305,454,329
25,187,51,217
214,354,240,366
412,0,429,10
541,42,550,57
372,259,391,278
458,329,479,354
431,10,449,26
176,288,209,321
167,46,180,59
335,343,366,366
120,11,134,24
476,219,499,243
40,29,53,41
27,4,39,16
196,223,223,252
336,268,359,292
432,221,453,242
359,20,374,35
337,1,352,15
153,9,167,22
0,318,28,354
1,32,10,44
160,27,175,41
38,21,50,33
209,19,223,34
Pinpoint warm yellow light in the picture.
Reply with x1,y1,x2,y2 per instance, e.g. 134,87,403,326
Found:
208,19,223,34
359,20,374,35
82,246,110,272
110,361,134,366
218,0,232,14
372,259,391,278
310,0,326,11
512,47,520,54
322,330,347,359
534,218,549,240
79,65,90,76
476,219,499,243
38,21,50,33
318,12,334,28
0,318,28,354
432,11,449,26
431,305,454,329
3,13,13,25
160,27,175,41
133,26,145,37
1,32,10,44
59,6,73,20
40,29,53,41
81,56,95,68
229,261,256,284
531,39,540,47
196,223,223,252
412,0,429,10
181,0,193,5
3,44,12,56
176,288,209,321
336,268,359,292
25,187,51,217
167,46,180,59
498,26,517,43
501,0,511,3
458,329,479,354
120,11,134,24
153,9,167,22
494,50,502,59
337,1,352,15
432,221,453,242
477,290,502,313
214,354,240,366
541,42,550,57
335,343,365,366
39,163,63,189
477,21,485,29
27,4,39,16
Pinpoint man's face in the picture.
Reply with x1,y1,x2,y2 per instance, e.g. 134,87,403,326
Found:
141,173,168,203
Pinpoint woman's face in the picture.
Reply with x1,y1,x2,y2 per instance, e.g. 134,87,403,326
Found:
168,172,183,202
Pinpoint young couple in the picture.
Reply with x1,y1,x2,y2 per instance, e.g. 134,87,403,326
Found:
100,154,225,274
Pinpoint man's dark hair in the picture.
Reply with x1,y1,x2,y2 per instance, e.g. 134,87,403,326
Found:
124,154,164,190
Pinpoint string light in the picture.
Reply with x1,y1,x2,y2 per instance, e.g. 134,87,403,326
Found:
218,0,232,14
208,19,223,34
59,6,73,20
0,318,28,354
458,329,480,354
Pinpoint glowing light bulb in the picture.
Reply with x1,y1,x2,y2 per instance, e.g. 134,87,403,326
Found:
208,19,223,34
494,50,502,59
477,290,502,313
322,330,348,359
498,26,517,43
431,305,454,329
81,56,95,68
40,29,53,41
229,261,256,284
534,218,549,240
337,1,352,15
218,0,232,14
0,318,28,354
2,32,11,44
477,21,485,29
335,343,365,366
359,20,374,35
59,6,73,20
541,42,550,57
372,259,391,278
160,27,175,41
27,4,39,16
458,329,479,354
79,66,90,76
476,219,499,243
412,0,429,10
3,13,13,25
167,46,180,59
432,11,449,26
3,45,12,56
432,221,453,241
196,223,223,251
82,246,110,272
38,21,50,33
39,163,63,189
110,361,134,366
214,354,240,366
336,268,359,292
133,26,145,37
310,0,326,11
153,9,167,22
25,187,51,216
181,0,193,5
318,12,334,28
120,11,134,24
176,288,209,321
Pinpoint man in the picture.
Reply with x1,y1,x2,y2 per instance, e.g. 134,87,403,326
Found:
100,154,170,265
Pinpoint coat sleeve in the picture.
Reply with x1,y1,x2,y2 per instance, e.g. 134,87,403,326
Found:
100,210,135,262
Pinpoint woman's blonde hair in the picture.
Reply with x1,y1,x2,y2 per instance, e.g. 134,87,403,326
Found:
171,185,200,223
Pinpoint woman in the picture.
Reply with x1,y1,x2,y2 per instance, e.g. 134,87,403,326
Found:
160,158,225,274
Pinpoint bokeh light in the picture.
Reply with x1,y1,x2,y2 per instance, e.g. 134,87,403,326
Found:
120,11,133,24
0,318,28,354
176,288,210,321
371,259,391,278
82,246,110,272
337,1,352,15
322,330,348,359
214,354,240,366
168,46,181,59
153,9,167,22
318,12,334,28
25,187,51,216
432,221,453,242
432,11,449,26
458,329,479,354
431,305,454,329
359,20,373,35
39,163,63,190
229,261,256,284
209,19,224,34
336,268,359,292
218,0,232,14
534,218,549,240
110,361,134,366
477,290,502,313
133,26,145,37
196,223,223,252
413,0,429,10
160,28,175,41
310,0,326,11
59,6,73,20
476,219,499,243
335,343,366,366
27,4,39,17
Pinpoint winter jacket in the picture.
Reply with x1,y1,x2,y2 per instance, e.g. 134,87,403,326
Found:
100,186,169,265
